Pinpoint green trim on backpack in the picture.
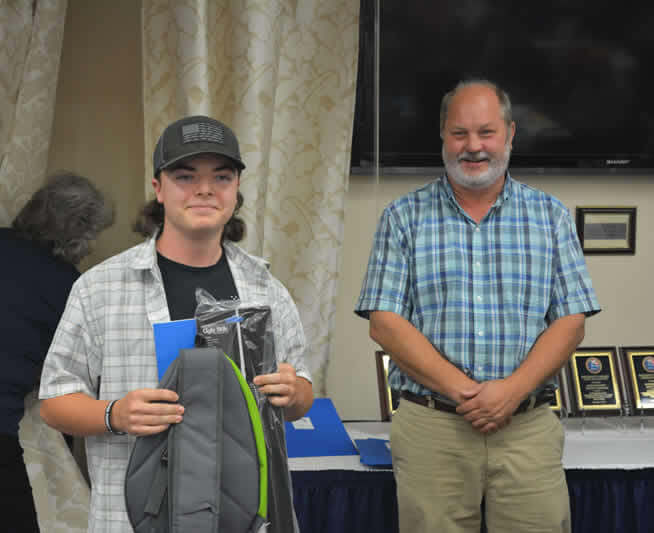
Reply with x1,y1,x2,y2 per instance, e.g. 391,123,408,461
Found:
225,354,268,520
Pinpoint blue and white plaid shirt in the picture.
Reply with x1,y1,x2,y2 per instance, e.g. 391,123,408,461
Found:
355,174,600,395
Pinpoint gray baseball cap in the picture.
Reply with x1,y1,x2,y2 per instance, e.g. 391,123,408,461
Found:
153,115,245,175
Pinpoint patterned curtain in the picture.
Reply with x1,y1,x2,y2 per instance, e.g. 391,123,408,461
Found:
0,0,67,224
1,1,91,531
20,392,90,532
142,0,360,394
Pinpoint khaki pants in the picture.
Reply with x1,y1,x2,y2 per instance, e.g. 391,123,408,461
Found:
391,398,570,533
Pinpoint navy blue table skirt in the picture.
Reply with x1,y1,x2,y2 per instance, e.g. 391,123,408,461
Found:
291,468,654,533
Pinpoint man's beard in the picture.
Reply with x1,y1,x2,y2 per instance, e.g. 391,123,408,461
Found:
443,142,512,190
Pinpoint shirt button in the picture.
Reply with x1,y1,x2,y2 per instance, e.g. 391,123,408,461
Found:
478,331,484,337
475,261,481,268
475,227,480,232
476,295,482,302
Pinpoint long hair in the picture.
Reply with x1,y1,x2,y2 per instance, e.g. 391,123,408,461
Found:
132,187,246,243
12,172,114,265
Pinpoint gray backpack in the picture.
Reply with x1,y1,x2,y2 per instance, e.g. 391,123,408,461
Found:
124,347,268,533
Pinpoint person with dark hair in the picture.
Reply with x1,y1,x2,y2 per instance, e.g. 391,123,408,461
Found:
355,80,601,533
0,172,113,532
38,116,313,533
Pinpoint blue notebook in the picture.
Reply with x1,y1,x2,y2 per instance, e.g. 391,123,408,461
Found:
354,438,392,467
152,319,197,380
285,398,358,457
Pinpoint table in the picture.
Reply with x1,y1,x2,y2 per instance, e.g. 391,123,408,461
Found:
289,418,654,533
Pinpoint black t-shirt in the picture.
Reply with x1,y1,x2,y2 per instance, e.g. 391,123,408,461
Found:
157,251,239,321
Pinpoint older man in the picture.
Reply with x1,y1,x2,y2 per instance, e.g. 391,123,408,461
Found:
356,80,600,533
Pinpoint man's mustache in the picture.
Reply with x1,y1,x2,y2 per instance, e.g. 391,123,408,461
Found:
457,151,490,162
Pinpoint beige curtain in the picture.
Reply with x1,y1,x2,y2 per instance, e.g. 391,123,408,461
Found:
0,0,67,224
142,0,360,393
1,1,90,531
20,392,90,532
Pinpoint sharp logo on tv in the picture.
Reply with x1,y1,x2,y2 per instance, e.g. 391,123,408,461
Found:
606,160,631,165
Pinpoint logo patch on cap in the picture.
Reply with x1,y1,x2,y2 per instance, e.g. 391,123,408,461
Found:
182,122,225,144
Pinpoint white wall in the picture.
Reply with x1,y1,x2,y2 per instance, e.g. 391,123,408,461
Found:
47,0,144,271
327,172,654,421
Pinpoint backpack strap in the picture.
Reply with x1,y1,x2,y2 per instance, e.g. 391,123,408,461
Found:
125,354,181,533
223,354,268,524
143,447,168,518
170,347,224,533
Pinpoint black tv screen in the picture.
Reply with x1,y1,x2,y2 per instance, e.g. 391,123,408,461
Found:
351,1,654,171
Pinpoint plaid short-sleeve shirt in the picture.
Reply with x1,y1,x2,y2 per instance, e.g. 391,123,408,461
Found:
355,174,600,395
39,235,309,533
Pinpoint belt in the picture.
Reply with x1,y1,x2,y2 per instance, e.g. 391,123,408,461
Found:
401,389,553,415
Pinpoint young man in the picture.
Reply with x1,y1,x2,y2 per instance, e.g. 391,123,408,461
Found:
355,81,600,533
39,116,312,532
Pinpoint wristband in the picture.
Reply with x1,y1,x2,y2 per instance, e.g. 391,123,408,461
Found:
104,399,126,435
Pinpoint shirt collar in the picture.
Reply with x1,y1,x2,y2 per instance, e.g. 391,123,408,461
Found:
500,171,513,203
223,240,270,270
440,171,514,208
128,230,271,273
129,231,159,271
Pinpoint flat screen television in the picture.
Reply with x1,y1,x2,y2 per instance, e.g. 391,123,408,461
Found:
351,1,654,172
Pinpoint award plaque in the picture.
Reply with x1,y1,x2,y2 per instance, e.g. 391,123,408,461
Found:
375,350,399,421
568,347,623,415
550,387,562,415
619,346,654,414
550,367,572,417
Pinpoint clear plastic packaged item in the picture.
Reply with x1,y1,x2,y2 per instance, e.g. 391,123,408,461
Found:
194,289,295,533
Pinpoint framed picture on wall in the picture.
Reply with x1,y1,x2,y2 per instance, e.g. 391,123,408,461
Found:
575,206,636,255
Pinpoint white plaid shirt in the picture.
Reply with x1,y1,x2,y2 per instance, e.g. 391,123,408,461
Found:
39,235,309,533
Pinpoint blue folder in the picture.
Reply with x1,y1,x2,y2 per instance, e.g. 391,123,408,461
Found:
354,438,392,467
285,398,358,457
152,319,197,380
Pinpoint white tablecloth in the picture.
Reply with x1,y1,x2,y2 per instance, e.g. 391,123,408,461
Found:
288,417,654,471
561,416,654,469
